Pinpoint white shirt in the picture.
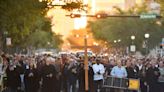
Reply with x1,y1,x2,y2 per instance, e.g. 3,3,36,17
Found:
92,63,105,81
137,64,143,70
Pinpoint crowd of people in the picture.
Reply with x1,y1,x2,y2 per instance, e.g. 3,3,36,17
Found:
0,52,164,92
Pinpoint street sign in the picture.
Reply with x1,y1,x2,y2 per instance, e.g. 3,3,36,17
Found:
140,14,157,19
130,45,136,52
6,38,11,46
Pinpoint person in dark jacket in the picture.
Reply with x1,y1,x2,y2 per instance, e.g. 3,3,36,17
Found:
62,59,70,92
146,61,160,92
41,57,57,92
89,59,95,92
67,59,78,92
105,60,115,76
24,61,40,92
126,61,136,78
126,60,139,92
78,63,85,92
158,61,164,92
54,57,62,92
139,65,148,92
6,62,21,92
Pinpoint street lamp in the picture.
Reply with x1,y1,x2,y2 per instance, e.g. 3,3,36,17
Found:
114,40,117,43
144,33,150,39
114,39,122,53
131,35,135,41
118,39,121,42
75,34,80,38
144,33,150,55
130,35,136,53
114,39,122,47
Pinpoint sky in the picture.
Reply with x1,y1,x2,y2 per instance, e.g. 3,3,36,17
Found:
48,0,139,37
47,0,144,36
47,0,144,50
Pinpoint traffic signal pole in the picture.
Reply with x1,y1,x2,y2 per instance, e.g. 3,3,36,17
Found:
66,14,162,19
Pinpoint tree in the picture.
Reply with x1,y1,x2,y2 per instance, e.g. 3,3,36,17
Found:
89,6,164,54
0,0,63,52
25,30,63,49
62,2,83,11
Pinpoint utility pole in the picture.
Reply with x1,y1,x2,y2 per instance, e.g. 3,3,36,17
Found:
84,37,89,92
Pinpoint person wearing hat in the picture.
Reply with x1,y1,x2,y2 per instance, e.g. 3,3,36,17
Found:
92,58,105,92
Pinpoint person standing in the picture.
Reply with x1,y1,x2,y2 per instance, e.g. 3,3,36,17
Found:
92,58,105,92
54,57,62,92
24,61,40,92
62,58,70,92
0,54,4,87
105,59,115,76
158,61,164,92
111,60,127,92
111,60,127,78
126,61,135,78
139,64,148,92
146,61,160,92
125,60,138,92
6,61,21,92
78,63,85,92
41,57,57,92
67,58,78,92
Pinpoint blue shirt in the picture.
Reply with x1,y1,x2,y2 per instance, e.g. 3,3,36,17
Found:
110,66,127,78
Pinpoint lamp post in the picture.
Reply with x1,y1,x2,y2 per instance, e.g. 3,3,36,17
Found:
131,35,135,44
144,33,150,55
130,35,136,53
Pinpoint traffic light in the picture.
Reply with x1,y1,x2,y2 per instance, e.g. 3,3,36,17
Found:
96,14,101,18
95,13,108,19
70,13,81,18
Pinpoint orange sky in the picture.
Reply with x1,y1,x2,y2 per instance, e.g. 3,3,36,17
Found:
47,0,144,38
47,0,144,50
